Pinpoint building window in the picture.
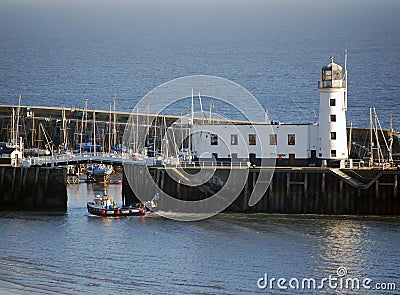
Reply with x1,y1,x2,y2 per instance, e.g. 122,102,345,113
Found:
330,99,336,106
331,150,336,157
288,134,295,145
330,114,336,122
331,132,336,140
210,133,218,145
231,134,238,145
270,134,277,145
249,134,256,145
231,153,237,158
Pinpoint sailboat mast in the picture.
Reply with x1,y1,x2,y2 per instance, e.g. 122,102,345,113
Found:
108,104,112,153
198,91,204,123
15,95,21,147
348,121,352,157
191,88,194,124
93,110,96,156
209,101,213,124
389,112,393,163
113,95,117,148
79,104,85,155
11,108,15,146
369,107,374,164
31,112,35,148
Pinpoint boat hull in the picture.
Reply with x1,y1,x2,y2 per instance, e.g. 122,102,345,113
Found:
87,202,146,217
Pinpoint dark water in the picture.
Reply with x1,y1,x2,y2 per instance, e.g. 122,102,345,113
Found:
0,183,399,294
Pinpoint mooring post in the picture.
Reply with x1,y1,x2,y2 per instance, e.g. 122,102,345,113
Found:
286,172,290,197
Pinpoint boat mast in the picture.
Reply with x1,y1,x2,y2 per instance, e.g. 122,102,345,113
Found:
79,102,85,155
369,107,374,164
108,104,112,153
93,110,96,156
61,107,68,151
209,101,214,124
198,91,205,123
191,88,194,124
389,112,393,163
188,89,195,159
16,95,21,147
348,121,352,157
113,95,117,148
11,108,15,146
31,111,35,148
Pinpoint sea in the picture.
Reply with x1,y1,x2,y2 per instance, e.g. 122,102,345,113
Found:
0,0,400,294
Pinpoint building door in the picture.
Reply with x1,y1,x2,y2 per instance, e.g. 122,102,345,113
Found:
311,150,317,163
289,153,295,166
249,153,257,166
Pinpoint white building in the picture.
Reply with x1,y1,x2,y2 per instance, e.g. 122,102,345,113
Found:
190,57,348,167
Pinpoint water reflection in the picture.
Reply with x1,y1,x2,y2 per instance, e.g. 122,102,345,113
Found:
313,219,367,278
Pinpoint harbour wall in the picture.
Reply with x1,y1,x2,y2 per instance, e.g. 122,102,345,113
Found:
0,166,67,211
123,166,400,215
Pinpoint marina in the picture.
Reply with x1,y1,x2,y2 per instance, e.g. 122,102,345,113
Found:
2,55,399,216
1,0,399,293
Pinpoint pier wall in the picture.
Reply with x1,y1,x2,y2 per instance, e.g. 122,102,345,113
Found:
0,166,67,211
123,166,400,215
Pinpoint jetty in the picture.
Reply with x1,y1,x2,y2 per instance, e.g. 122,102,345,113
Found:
0,101,399,214
1,55,400,217
123,165,400,215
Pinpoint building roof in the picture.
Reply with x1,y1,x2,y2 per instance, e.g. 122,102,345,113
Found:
322,57,342,71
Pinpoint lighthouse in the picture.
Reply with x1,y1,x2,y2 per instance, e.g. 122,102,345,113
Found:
317,56,348,163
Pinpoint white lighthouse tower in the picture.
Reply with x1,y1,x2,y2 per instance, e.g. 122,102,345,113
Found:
317,56,348,163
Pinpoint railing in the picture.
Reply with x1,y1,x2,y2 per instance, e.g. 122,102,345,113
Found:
342,159,400,170
29,152,123,166
318,80,346,89
167,161,251,169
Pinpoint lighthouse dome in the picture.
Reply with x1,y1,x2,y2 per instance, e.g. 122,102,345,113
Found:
322,57,342,72
320,57,344,88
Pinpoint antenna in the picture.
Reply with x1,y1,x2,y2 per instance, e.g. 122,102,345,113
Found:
343,49,348,111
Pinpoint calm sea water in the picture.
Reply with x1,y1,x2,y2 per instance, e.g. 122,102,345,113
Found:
0,1,399,127
0,183,399,294
1,1,400,294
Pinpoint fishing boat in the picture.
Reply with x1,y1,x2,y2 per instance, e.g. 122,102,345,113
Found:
87,194,146,217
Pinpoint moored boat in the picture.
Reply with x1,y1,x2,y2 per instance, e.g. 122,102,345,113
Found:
87,194,146,217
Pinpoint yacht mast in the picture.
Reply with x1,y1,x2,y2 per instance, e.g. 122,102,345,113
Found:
93,110,96,156
113,95,117,148
15,95,22,147
369,107,374,164
389,112,393,163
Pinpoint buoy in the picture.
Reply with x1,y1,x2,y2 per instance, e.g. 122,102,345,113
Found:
140,208,145,215
116,210,121,215
101,209,106,215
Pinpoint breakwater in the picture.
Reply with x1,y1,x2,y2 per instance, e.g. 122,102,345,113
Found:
0,166,67,211
123,166,400,215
